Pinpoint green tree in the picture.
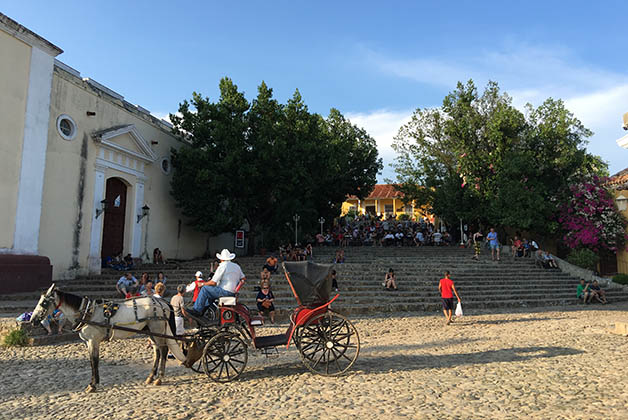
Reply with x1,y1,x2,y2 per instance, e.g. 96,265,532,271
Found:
170,78,382,253
392,80,604,234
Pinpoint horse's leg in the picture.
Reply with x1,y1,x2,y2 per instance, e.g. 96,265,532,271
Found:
146,341,159,384
85,339,100,393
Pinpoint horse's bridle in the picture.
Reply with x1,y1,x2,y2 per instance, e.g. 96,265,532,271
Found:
33,289,64,323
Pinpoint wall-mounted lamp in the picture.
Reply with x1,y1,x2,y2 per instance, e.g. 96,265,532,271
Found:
616,194,628,212
137,204,150,223
95,199,107,218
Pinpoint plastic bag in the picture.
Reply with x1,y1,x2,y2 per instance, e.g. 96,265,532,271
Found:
16,312,32,322
455,302,463,317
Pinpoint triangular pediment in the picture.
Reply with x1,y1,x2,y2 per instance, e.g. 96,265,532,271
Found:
110,132,144,155
92,124,157,162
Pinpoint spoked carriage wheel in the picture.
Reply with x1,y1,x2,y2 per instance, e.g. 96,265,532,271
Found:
189,327,219,373
297,311,360,376
191,354,204,373
202,332,248,382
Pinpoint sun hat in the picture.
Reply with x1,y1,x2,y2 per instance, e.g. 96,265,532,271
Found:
195,271,203,278
216,249,236,261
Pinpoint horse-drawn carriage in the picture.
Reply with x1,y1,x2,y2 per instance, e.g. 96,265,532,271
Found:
185,261,360,381
30,261,360,391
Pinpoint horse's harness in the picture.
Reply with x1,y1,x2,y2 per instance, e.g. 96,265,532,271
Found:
72,295,171,339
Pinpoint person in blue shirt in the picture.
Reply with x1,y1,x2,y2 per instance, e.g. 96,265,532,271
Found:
486,228,500,261
116,272,138,298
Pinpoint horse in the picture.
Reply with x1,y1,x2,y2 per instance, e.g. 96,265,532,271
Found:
30,284,190,393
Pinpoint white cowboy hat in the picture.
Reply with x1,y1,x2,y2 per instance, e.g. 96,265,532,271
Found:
216,249,236,261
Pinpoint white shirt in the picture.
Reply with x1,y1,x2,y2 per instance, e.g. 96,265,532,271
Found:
212,261,245,293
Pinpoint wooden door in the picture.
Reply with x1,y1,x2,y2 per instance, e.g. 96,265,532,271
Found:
101,178,127,259
599,252,618,276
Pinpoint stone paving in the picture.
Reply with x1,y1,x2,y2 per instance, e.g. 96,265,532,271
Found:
1,303,628,419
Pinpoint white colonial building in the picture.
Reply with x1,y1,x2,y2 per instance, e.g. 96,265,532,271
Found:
0,14,231,290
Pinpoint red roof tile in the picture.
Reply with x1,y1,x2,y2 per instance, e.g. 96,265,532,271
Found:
607,168,628,190
348,184,404,200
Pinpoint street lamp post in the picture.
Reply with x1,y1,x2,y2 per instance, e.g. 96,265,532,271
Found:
459,218,464,247
293,213,300,246
318,217,325,235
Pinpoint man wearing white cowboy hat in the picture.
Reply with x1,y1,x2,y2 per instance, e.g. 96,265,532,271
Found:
190,249,246,316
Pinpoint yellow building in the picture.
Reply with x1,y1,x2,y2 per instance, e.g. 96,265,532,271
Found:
341,184,433,221
0,14,233,291
612,125,628,275
608,171,628,275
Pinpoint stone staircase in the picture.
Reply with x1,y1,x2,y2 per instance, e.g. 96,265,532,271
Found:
3,246,628,341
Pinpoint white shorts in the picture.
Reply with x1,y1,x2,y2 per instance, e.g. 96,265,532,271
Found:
175,316,185,336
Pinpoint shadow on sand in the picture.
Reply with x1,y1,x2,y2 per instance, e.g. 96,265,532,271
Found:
456,316,562,325
239,344,583,381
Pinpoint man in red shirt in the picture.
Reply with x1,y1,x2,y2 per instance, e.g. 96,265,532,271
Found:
439,270,461,325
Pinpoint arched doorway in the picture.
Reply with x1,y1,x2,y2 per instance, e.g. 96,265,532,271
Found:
101,178,127,259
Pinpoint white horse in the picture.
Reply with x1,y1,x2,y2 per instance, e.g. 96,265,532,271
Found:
30,284,189,393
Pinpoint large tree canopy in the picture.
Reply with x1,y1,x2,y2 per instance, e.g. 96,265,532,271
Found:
169,78,382,252
392,80,605,234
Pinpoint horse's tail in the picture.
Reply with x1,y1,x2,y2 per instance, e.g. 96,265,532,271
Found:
167,303,177,338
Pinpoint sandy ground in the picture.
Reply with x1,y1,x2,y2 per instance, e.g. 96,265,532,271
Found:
1,303,628,420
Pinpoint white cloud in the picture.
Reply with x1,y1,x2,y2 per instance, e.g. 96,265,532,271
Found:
361,44,628,175
346,109,413,182
151,111,181,124
366,44,624,97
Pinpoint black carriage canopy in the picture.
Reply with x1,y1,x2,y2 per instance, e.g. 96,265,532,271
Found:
282,261,334,307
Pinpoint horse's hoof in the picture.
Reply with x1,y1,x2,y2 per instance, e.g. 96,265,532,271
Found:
85,385,96,393
145,376,154,385
153,378,162,386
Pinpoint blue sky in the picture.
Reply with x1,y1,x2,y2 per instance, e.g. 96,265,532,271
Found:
4,1,628,180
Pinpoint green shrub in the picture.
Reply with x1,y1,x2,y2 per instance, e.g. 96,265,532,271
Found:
566,248,599,271
613,273,628,285
2,328,28,347
345,210,358,220
396,214,411,221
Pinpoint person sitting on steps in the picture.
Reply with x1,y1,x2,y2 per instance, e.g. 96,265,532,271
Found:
589,280,607,304
263,255,278,273
511,236,523,258
384,268,398,290
542,251,559,269
331,269,339,292
256,283,276,323
577,279,592,304
123,253,134,270
116,272,138,298
41,309,65,335
153,248,165,264
260,267,271,288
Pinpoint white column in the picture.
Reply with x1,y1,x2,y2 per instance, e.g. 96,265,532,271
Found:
13,47,55,254
87,165,107,273
131,178,145,259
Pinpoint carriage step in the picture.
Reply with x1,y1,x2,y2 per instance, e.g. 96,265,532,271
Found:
261,346,280,358
254,333,288,349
